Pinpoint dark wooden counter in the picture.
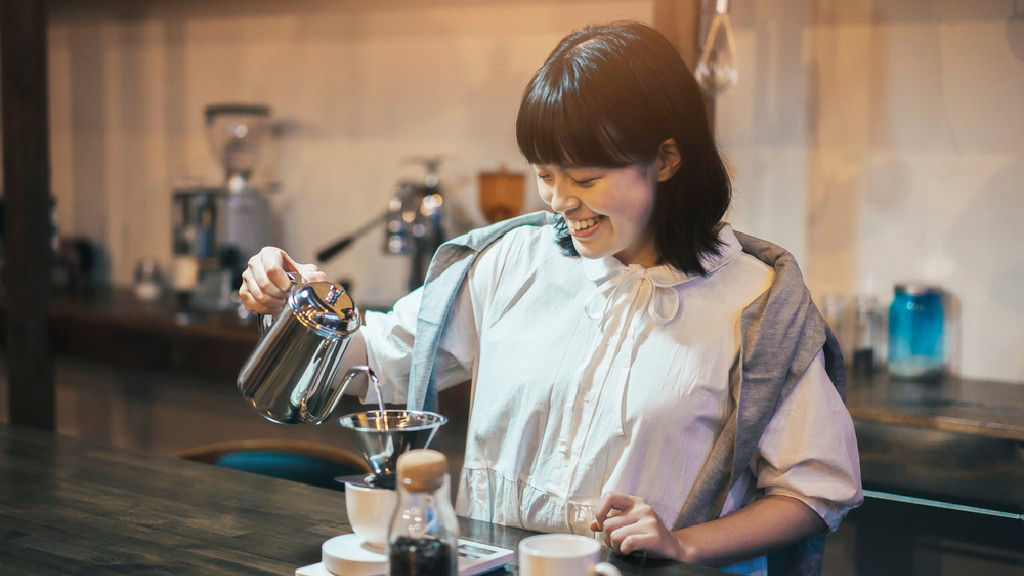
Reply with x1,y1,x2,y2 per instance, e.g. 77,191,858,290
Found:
845,372,1023,513
0,423,724,575
846,371,1024,441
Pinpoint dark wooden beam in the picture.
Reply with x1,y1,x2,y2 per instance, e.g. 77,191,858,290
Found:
653,0,702,71
653,0,715,132
2,0,55,430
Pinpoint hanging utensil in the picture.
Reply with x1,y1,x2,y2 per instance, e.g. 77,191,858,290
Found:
695,0,738,97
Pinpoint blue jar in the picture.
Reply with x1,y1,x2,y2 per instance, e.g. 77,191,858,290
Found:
888,284,945,380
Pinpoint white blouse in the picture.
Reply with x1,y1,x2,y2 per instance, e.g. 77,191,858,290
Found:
362,224,862,574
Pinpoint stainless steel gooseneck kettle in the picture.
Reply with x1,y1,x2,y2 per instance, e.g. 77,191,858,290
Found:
237,274,375,424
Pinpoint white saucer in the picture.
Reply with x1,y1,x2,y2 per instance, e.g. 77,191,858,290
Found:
321,533,388,576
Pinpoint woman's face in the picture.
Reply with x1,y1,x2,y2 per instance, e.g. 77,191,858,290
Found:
534,162,660,267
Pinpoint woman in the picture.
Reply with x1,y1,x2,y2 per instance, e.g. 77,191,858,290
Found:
240,21,861,575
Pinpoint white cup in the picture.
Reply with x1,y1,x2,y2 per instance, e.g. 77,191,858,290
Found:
344,482,397,550
518,534,622,576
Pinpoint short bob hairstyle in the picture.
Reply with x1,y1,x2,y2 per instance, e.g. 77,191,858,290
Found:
516,21,731,276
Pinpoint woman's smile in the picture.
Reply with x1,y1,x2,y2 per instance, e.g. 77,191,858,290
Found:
566,215,605,238
534,163,658,266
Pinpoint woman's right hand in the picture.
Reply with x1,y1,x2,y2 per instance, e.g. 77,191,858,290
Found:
238,247,328,315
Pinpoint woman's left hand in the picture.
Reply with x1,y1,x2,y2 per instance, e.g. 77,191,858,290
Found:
591,492,684,560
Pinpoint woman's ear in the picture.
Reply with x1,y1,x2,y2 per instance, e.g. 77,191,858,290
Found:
655,138,682,182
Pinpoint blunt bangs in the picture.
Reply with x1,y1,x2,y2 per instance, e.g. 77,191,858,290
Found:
516,46,648,168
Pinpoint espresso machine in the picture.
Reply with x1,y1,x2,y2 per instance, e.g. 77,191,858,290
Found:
317,157,447,293
172,104,274,311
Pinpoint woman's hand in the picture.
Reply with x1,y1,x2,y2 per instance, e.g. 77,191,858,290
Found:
592,493,827,567
591,492,684,561
238,247,327,315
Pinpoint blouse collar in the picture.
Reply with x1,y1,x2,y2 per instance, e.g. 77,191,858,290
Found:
581,224,742,325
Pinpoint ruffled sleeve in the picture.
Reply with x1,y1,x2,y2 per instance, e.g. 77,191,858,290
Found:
754,350,864,531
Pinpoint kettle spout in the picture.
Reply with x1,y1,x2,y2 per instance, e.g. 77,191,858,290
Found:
310,365,380,425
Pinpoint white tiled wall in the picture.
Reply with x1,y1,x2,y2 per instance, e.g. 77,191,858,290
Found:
46,0,1024,382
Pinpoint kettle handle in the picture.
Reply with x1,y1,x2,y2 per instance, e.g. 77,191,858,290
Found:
314,365,379,425
257,271,302,338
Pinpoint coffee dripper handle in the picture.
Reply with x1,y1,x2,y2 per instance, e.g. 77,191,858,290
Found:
257,271,301,338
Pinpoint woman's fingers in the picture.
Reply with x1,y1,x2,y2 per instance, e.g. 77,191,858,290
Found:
240,247,297,314
259,248,297,296
592,493,682,560
238,246,329,316
598,512,634,548
240,266,285,314
608,514,681,559
600,510,636,535
270,249,329,285
605,519,647,551
297,263,328,282
618,530,663,557
593,492,640,531
238,282,272,315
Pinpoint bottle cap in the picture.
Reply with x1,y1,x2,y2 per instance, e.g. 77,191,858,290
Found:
894,283,941,296
396,449,447,493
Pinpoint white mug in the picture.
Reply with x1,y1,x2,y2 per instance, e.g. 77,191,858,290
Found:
518,534,622,576
344,482,397,550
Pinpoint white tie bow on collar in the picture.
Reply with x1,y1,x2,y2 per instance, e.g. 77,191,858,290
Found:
585,265,682,329
580,223,743,329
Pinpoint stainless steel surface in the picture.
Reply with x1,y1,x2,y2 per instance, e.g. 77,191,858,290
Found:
238,278,363,424
384,157,446,292
338,410,447,488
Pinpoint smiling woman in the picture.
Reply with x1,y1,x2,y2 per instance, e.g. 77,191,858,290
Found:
531,162,664,267
515,22,731,276
238,20,862,576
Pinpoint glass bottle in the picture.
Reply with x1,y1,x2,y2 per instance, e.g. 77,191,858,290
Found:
888,284,945,381
388,450,458,576
852,294,879,376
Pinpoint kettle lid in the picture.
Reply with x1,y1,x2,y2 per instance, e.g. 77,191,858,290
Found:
289,281,360,338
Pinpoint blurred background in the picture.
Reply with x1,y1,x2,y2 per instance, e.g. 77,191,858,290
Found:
1,1,1022,574
17,0,1022,382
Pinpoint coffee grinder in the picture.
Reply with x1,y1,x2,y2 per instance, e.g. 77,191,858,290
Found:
315,157,447,295
172,103,273,312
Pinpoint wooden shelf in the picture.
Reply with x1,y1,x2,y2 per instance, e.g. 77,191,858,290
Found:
0,289,259,379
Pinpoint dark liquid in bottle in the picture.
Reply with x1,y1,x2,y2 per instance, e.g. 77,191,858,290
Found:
389,536,456,576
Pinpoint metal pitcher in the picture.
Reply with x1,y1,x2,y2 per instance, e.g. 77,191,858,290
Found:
237,274,373,424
